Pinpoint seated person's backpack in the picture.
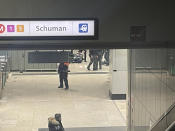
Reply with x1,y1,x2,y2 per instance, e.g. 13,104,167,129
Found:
48,117,64,131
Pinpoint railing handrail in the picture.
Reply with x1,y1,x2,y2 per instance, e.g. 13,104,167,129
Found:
150,101,175,130
165,121,175,131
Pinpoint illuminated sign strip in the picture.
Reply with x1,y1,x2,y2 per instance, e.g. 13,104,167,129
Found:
0,20,95,37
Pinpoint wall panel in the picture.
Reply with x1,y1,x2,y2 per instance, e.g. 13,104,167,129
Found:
130,48,175,131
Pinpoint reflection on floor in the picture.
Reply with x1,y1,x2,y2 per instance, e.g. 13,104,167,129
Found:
0,73,126,131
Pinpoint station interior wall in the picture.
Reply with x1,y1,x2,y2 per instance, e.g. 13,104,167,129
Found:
130,49,175,131
0,50,57,71
0,1,175,131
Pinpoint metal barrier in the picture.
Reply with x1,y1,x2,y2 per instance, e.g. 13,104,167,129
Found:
150,102,175,131
166,121,175,131
0,56,10,89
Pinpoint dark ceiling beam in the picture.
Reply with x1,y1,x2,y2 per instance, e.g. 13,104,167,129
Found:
0,41,173,50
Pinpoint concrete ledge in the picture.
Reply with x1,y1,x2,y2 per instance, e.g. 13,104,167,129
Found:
109,91,126,100
39,126,126,131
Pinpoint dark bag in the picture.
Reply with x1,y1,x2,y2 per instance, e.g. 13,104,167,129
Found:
48,114,64,131
49,125,63,131
48,118,64,131
58,121,64,131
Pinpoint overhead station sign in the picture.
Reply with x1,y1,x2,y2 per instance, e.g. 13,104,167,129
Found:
0,19,97,40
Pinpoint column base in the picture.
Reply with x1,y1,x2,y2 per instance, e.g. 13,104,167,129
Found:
109,90,126,100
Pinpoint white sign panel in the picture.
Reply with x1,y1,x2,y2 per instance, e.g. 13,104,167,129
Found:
0,20,95,37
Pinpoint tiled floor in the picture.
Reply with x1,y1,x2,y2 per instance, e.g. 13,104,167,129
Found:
0,73,126,131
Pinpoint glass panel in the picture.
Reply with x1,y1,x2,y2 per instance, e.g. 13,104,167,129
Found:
130,48,175,131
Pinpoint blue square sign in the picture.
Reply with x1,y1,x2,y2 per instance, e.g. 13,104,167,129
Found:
79,23,88,33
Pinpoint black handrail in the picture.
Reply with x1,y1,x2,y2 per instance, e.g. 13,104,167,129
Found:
150,102,175,131
166,121,175,131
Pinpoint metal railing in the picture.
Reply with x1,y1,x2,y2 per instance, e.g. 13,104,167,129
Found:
150,102,175,131
165,121,175,131
0,56,10,89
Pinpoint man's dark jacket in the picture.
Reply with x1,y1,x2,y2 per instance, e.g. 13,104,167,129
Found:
58,63,68,74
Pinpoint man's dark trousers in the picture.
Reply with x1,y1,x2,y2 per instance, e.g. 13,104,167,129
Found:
59,72,69,89
87,56,94,70
93,55,98,70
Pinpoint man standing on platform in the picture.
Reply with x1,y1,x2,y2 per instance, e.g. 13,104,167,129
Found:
58,62,69,90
